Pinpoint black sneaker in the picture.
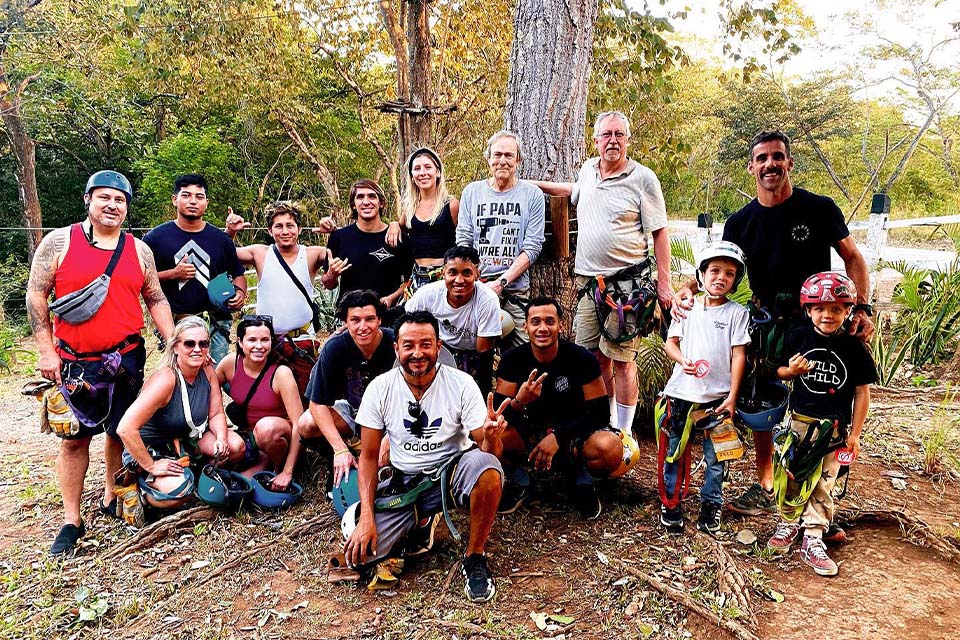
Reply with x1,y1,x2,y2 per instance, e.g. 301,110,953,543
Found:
659,504,684,533
462,553,496,603
697,501,722,536
50,522,85,557
727,483,776,516
572,484,602,520
403,513,441,557
497,481,528,514
100,497,119,520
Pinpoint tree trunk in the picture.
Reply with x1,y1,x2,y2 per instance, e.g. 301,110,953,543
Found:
0,71,43,258
504,0,599,182
404,0,432,156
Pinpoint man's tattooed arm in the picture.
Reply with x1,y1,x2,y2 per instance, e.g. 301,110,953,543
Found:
27,228,66,381
138,240,174,340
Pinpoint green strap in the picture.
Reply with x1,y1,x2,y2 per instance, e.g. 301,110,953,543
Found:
654,396,698,463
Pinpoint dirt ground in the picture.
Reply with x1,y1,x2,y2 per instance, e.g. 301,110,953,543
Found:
1,353,959,640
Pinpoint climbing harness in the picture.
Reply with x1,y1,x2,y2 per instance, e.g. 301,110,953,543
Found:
579,262,658,344
772,415,846,520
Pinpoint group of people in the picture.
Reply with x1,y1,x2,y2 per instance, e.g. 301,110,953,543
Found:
27,111,877,602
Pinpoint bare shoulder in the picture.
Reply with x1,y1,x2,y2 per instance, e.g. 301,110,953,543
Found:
27,227,70,291
133,237,158,271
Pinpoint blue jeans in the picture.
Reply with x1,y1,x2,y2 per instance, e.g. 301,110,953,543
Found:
662,398,723,505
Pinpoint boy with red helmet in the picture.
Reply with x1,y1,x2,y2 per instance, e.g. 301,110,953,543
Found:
768,272,876,576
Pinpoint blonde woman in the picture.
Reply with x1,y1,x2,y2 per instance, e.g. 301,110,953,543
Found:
387,147,460,296
117,316,245,508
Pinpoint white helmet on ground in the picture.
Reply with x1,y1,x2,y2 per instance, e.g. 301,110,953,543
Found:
340,501,361,540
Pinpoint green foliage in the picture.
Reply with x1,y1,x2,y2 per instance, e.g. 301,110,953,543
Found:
887,253,960,367
870,313,915,386
921,390,960,476
134,129,254,227
635,333,672,409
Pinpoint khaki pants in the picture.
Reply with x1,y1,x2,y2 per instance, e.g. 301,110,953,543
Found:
787,415,844,538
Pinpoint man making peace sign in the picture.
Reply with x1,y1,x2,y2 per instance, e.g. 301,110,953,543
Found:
344,310,506,603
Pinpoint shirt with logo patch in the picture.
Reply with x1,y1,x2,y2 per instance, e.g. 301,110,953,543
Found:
143,221,245,315
306,328,396,410
356,365,486,474
496,339,603,435
782,322,877,424
723,188,848,312
325,223,412,304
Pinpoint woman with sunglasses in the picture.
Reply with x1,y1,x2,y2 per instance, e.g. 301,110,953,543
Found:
215,315,304,491
386,147,459,297
117,316,245,509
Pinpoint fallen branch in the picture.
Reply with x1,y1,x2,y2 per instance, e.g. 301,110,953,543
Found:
614,560,760,640
431,560,461,608
836,507,960,563
102,506,215,560
701,536,757,627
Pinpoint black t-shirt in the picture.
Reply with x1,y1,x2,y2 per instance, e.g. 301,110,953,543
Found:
326,224,412,303
406,202,456,260
723,188,849,312
143,221,245,315
307,328,396,410
781,322,877,424
497,340,603,435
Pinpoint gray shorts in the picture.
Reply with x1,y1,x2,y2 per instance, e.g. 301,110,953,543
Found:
366,448,503,563
332,399,359,436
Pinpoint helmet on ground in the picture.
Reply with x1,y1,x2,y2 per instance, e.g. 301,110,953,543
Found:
85,170,133,203
799,272,856,306
736,381,788,431
340,501,361,540
250,471,304,510
206,272,237,313
696,241,747,292
332,467,361,517
610,430,641,478
196,465,253,509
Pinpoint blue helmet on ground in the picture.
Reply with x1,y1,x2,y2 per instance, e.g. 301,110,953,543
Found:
206,273,236,313
251,471,303,510
196,465,253,509
332,467,361,517
85,170,133,203
736,381,788,431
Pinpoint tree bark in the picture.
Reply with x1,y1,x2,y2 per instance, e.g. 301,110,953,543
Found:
404,0,432,155
504,0,599,182
0,70,43,258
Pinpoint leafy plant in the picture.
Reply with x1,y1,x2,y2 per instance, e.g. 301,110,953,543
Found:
920,390,960,476
73,586,109,625
635,333,672,409
870,313,916,386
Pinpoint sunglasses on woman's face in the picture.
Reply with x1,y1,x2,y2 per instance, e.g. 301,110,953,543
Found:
182,339,211,350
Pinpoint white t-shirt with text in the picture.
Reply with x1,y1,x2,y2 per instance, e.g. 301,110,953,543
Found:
405,281,501,351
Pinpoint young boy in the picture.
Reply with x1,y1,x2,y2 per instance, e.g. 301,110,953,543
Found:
768,271,876,576
658,242,750,535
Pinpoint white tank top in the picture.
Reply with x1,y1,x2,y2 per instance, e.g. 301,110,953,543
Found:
257,245,315,333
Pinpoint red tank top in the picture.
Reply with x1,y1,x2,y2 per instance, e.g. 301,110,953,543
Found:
54,224,145,352
230,356,286,426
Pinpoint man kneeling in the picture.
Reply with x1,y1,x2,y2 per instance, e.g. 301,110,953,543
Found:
494,298,631,520
343,311,506,603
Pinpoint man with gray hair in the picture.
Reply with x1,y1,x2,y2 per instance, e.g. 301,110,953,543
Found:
456,130,546,348
535,111,674,435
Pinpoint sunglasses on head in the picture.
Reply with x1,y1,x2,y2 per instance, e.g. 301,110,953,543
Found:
242,314,274,325
407,400,421,419
182,339,211,350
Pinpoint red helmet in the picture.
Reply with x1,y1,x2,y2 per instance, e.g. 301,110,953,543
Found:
799,272,857,306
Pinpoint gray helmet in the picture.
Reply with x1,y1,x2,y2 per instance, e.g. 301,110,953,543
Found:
85,170,133,203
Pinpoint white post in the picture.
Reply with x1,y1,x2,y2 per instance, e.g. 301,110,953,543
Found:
864,212,888,300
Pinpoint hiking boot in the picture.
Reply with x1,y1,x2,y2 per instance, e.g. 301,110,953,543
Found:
403,513,441,557
659,504,684,534
727,483,776,516
572,484,602,521
50,522,85,557
497,481,528,515
462,553,496,603
800,536,839,577
697,501,723,536
823,523,848,545
766,520,801,553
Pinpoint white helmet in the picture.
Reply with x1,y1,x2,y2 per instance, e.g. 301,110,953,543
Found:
500,309,516,338
340,501,361,540
696,241,746,291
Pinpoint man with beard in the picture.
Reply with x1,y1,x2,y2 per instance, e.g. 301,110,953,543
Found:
404,246,501,394
674,130,874,518
26,170,174,556
225,201,340,395
298,290,396,487
143,174,247,364
344,310,506,603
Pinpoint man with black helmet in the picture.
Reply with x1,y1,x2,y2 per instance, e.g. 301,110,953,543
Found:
26,170,174,556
